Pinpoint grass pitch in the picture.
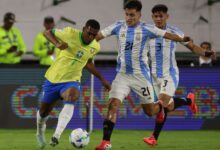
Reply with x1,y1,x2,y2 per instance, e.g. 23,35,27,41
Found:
0,129,220,150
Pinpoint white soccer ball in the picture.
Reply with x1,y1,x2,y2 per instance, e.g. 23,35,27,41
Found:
69,128,90,148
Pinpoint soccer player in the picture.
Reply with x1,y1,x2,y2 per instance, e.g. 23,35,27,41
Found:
95,1,192,149
143,4,216,146
36,19,111,149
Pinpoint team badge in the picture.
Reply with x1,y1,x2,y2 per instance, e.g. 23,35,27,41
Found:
76,50,84,59
120,32,125,38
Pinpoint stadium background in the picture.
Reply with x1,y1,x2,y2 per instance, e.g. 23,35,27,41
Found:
0,0,220,134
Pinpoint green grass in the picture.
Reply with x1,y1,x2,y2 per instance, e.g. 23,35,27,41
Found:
0,129,220,150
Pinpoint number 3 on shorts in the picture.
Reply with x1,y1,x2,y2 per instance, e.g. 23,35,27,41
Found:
141,87,150,96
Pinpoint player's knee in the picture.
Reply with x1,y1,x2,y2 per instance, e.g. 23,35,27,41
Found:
39,110,49,118
67,94,80,103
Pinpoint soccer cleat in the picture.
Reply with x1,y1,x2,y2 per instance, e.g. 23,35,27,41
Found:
156,100,165,123
36,124,46,149
50,137,59,147
143,134,157,146
187,93,198,114
95,140,112,150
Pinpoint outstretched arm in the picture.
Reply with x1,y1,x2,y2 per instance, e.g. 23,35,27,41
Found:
44,30,68,50
95,32,105,41
185,41,217,60
163,32,191,42
85,59,111,91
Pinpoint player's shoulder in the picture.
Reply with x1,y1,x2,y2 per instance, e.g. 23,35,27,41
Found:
166,24,184,35
11,27,22,34
112,20,125,27
141,23,155,30
62,26,79,34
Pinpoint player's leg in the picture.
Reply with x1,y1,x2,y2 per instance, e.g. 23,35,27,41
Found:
143,76,175,146
36,80,60,149
50,82,80,147
95,73,130,150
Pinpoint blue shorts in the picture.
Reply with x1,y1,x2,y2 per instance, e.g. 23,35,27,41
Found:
41,79,81,103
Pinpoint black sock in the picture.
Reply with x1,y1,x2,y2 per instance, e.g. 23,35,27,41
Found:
173,97,191,110
153,108,168,140
103,119,115,141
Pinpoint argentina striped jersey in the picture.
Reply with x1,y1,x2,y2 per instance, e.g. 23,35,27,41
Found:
101,20,166,79
147,24,184,82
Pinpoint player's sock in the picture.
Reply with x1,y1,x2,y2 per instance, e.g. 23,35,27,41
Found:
173,97,191,110
103,119,115,141
153,108,168,140
53,104,74,139
36,110,48,134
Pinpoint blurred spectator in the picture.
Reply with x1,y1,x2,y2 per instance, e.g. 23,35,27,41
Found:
0,12,26,64
199,42,213,67
33,16,60,66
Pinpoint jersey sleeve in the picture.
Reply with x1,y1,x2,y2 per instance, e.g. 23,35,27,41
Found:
144,25,166,38
101,21,122,37
52,27,75,41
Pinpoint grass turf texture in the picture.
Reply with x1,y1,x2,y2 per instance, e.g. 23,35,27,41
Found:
0,129,220,150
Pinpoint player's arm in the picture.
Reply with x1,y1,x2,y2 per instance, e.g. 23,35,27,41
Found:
95,32,105,41
163,32,191,43
185,41,217,60
44,29,68,50
85,59,111,91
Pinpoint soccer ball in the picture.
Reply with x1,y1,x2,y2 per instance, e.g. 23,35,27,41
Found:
69,128,90,148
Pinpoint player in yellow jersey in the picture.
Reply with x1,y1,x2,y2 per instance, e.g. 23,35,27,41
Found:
36,19,111,149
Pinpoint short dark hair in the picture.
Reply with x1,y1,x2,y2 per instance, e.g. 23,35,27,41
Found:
152,4,168,13
124,0,142,11
4,12,16,22
85,19,100,30
44,16,54,23
200,41,212,49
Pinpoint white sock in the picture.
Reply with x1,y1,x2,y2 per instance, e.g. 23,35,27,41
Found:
53,104,74,139
36,110,48,135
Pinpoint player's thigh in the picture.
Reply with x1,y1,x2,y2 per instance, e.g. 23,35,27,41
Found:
131,74,155,104
60,82,81,103
109,73,131,103
151,75,160,101
159,76,179,97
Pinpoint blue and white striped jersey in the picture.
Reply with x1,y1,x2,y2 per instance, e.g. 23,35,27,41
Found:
101,20,166,79
147,24,184,79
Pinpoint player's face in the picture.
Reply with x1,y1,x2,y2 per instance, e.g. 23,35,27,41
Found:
201,44,210,50
152,11,168,29
4,20,14,30
82,26,99,44
125,8,141,27
44,22,55,30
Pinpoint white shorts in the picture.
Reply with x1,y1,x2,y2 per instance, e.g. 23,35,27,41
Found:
152,74,179,98
109,72,155,104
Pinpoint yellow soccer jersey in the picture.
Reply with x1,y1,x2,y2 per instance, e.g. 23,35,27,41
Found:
45,27,100,83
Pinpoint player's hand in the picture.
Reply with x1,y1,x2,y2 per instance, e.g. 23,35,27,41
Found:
7,46,17,53
55,42,68,50
205,49,217,60
101,79,111,92
183,36,192,42
47,49,54,55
